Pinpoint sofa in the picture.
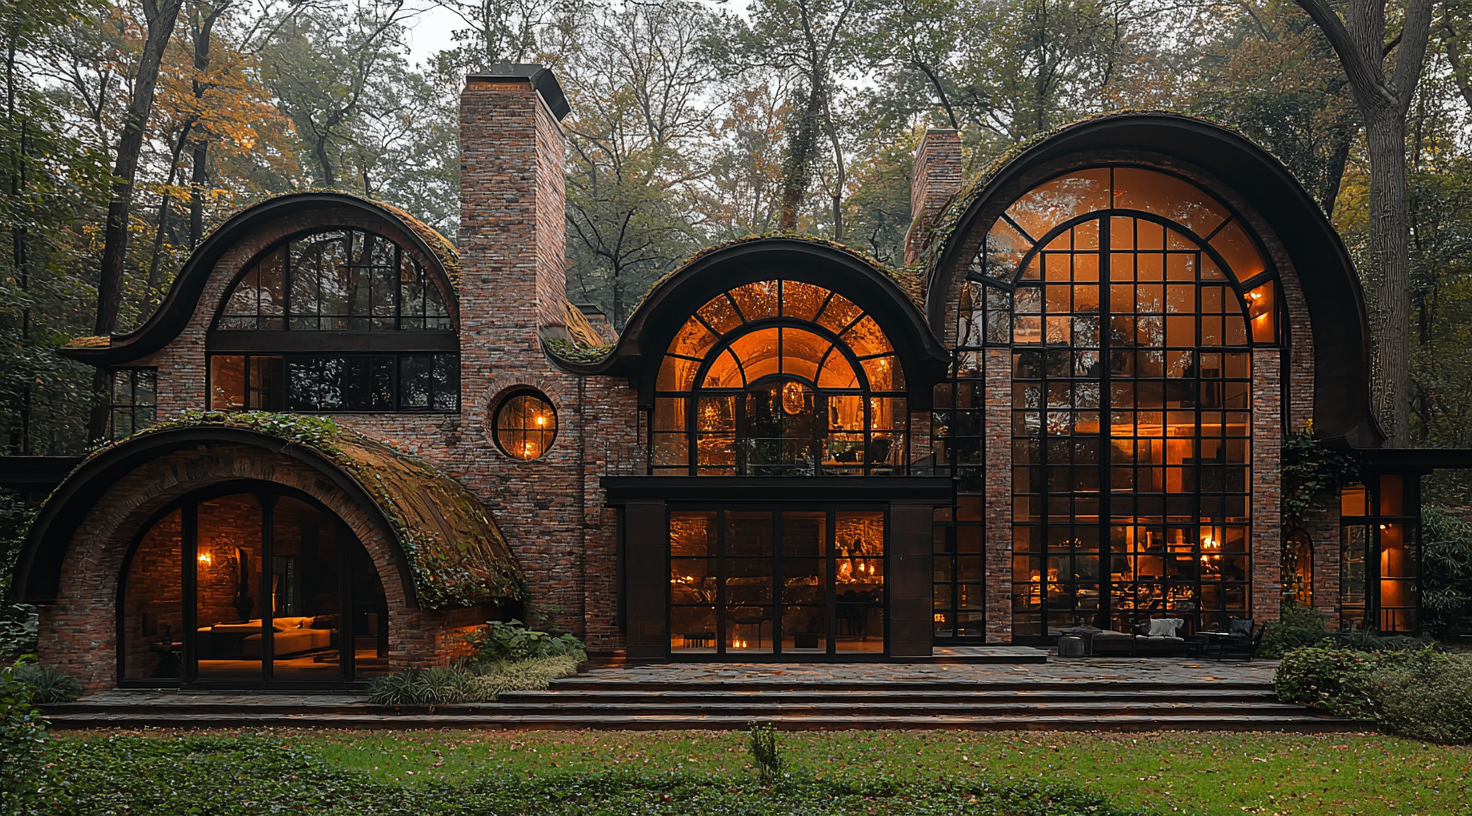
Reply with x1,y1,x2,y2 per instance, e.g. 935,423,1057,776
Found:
1088,617,1188,656
198,615,337,658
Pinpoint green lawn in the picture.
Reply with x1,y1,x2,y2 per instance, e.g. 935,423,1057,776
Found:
32,728,1472,815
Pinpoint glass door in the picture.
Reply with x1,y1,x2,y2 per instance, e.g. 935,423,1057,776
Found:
668,506,885,659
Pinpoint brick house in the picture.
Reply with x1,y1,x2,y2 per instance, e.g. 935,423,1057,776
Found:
5,65,1428,690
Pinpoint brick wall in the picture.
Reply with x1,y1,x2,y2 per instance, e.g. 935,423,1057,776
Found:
983,348,1012,642
37,444,487,691
1251,348,1284,624
904,130,963,267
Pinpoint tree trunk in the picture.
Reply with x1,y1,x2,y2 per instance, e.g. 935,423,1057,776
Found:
89,0,184,442
190,141,206,246
778,83,822,233
1364,111,1411,446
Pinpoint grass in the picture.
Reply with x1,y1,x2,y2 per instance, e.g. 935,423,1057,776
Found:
35,728,1472,815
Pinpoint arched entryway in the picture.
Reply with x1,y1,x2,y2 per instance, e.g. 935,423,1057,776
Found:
119,483,390,687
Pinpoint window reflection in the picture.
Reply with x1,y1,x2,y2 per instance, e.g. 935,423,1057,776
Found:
651,280,907,476
943,166,1280,640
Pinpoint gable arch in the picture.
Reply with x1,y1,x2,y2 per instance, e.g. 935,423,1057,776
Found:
927,114,1379,446
62,193,460,366
568,237,950,408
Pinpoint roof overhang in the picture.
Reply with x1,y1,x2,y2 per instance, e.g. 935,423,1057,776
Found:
62,193,460,367
7,418,523,609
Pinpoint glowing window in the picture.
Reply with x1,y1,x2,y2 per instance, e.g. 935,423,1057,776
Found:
495,391,557,460
650,279,907,476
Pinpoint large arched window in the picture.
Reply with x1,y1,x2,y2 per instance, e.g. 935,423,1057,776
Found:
651,279,907,476
938,166,1280,639
208,229,458,413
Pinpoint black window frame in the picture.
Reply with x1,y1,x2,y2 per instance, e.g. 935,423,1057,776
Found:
206,352,460,414
492,388,559,460
108,368,159,439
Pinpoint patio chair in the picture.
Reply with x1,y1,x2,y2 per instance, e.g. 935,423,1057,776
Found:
1207,620,1265,661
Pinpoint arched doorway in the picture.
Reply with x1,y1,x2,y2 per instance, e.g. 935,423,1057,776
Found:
119,483,389,687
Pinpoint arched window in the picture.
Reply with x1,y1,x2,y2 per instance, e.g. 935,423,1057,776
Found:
940,166,1281,639
208,229,458,413
651,280,907,476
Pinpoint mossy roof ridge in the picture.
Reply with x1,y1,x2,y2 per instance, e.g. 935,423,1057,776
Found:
914,109,1304,286
213,189,462,288
644,233,921,313
100,411,525,609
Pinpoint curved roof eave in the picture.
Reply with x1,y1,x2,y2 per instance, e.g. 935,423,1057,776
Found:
62,192,461,367
924,112,1380,446
553,236,950,383
7,413,525,610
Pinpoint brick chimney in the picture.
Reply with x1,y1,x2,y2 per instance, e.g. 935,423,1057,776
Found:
904,129,963,266
458,65,571,345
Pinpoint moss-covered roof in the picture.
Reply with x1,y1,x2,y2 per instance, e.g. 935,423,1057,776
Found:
103,411,524,609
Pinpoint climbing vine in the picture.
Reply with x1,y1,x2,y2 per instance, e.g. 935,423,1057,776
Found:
1281,431,1361,525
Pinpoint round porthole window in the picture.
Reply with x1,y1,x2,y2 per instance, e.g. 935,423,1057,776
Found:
494,390,557,459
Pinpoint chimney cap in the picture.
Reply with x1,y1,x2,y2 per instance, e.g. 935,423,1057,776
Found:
467,64,570,121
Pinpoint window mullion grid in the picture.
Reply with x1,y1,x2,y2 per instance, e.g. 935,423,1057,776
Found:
1098,215,1113,631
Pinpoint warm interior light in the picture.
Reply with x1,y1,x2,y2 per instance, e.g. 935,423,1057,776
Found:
197,551,212,566
534,415,547,426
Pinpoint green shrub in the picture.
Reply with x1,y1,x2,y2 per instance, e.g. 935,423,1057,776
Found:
1363,651,1472,744
1,657,50,808
0,603,38,661
1420,506,1472,637
14,663,83,704
1276,647,1472,743
1315,628,1437,653
1273,647,1379,718
1259,603,1329,659
747,722,784,784
464,619,584,662
367,652,584,706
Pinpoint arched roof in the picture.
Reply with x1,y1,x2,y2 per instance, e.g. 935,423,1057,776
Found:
62,192,461,366
925,112,1380,446
557,237,950,404
8,412,524,609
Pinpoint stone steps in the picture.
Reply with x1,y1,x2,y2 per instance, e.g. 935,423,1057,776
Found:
44,710,1356,732
43,678,1359,732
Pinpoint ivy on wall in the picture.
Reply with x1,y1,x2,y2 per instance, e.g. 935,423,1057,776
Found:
1281,430,1361,526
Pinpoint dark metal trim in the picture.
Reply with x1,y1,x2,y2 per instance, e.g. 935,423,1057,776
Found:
6,426,419,609
0,456,83,490
1355,447,1472,472
600,476,953,505
207,330,458,353
467,64,570,121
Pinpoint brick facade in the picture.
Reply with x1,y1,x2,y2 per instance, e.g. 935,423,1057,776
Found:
905,129,963,267
34,81,1368,685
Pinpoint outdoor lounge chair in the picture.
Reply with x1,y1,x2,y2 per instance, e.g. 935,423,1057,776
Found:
1206,619,1264,661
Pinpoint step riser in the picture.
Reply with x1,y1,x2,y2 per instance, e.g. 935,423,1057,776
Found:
547,682,1273,693
46,715,1359,733
50,696,1281,716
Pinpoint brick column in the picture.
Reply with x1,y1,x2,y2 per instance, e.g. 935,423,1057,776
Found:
984,347,1012,642
904,129,963,266
1251,347,1283,624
